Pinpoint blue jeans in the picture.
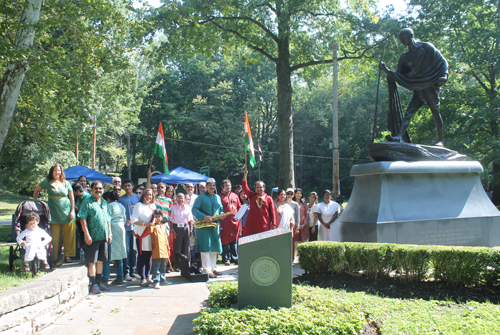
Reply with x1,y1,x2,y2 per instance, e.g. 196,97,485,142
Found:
102,260,110,283
151,258,167,283
124,230,137,276
102,259,124,282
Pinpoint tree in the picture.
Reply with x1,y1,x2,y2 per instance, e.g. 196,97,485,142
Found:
0,0,43,153
0,0,148,193
152,0,384,189
408,0,500,203
135,52,281,185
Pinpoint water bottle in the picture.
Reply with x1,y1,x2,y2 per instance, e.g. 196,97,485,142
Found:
80,248,85,262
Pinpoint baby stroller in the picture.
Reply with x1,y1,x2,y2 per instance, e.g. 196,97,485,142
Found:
9,200,52,276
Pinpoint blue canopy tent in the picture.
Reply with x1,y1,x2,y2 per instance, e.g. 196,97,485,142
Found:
150,167,209,184
64,165,113,184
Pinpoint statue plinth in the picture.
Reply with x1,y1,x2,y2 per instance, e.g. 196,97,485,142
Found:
338,161,500,247
367,142,466,162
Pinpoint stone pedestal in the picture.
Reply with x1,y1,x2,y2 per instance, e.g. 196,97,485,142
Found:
338,161,500,247
238,228,292,309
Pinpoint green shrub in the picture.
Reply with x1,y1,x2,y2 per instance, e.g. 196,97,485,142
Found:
297,242,500,286
431,246,497,286
390,245,432,282
482,248,500,284
343,243,393,279
297,241,346,274
207,281,238,308
194,285,365,335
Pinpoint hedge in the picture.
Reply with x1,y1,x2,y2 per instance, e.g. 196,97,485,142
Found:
297,242,500,286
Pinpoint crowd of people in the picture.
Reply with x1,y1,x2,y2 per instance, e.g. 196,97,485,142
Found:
29,163,343,294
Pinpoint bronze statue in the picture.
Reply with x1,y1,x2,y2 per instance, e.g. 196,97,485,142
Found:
379,28,448,146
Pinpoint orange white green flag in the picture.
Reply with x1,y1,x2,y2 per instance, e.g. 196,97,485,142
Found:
154,122,170,177
244,111,256,168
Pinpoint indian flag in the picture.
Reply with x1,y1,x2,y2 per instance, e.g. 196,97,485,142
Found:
244,111,256,168
154,122,170,177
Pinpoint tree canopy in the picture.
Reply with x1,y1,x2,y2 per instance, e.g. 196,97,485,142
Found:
150,0,386,190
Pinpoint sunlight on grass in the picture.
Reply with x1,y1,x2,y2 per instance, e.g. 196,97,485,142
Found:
0,245,41,291
195,282,500,335
0,189,30,221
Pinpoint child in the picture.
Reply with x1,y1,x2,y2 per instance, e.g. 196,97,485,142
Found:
16,212,52,271
149,209,171,288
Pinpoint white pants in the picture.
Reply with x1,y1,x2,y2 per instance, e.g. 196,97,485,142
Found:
24,243,47,262
201,252,218,273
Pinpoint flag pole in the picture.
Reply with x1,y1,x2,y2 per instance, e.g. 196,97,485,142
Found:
245,145,247,170
258,142,261,180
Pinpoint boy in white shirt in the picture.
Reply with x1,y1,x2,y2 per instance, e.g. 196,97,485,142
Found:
16,212,52,271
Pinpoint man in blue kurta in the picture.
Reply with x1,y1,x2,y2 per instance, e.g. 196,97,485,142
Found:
192,178,223,278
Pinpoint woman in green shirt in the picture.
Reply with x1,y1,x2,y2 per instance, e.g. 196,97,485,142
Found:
33,163,76,263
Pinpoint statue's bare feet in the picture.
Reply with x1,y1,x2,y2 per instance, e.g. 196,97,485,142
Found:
385,134,401,142
435,142,444,147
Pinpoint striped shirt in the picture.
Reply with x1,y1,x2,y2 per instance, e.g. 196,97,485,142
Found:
155,195,172,220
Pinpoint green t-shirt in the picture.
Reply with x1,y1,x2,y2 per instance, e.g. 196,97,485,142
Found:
78,195,110,241
76,192,91,212
38,179,74,224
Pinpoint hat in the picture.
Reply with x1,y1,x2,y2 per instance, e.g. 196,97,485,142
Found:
206,178,216,184
286,188,294,194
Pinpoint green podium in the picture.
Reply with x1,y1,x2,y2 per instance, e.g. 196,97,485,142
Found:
238,228,292,309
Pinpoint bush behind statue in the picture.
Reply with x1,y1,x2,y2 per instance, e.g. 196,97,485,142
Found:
298,242,500,286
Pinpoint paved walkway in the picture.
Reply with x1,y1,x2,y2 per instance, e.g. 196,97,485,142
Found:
37,264,304,335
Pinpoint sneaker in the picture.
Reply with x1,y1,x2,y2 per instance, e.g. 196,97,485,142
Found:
140,279,148,286
224,261,231,266
98,282,110,291
90,284,101,294
111,279,124,285
132,273,141,279
154,282,160,289
124,274,133,281
161,280,172,285
147,278,154,284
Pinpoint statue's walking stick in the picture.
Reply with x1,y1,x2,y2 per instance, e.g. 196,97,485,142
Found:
372,46,386,143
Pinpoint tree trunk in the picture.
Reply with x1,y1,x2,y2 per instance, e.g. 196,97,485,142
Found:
491,120,500,205
276,2,294,190
0,0,43,154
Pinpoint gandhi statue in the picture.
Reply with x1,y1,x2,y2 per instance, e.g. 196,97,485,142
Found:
379,28,448,146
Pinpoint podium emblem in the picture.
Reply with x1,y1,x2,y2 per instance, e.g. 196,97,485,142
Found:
250,256,280,286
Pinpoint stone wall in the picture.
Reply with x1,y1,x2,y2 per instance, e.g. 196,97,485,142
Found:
0,264,88,334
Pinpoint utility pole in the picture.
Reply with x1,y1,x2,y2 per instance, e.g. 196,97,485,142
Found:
75,128,78,164
92,107,101,170
92,114,96,170
331,42,340,199
126,133,131,180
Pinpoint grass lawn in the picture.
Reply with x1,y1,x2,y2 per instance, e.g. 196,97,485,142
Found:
194,282,500,334
0,189,30,221
0,245,40,291
0,226,11,242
